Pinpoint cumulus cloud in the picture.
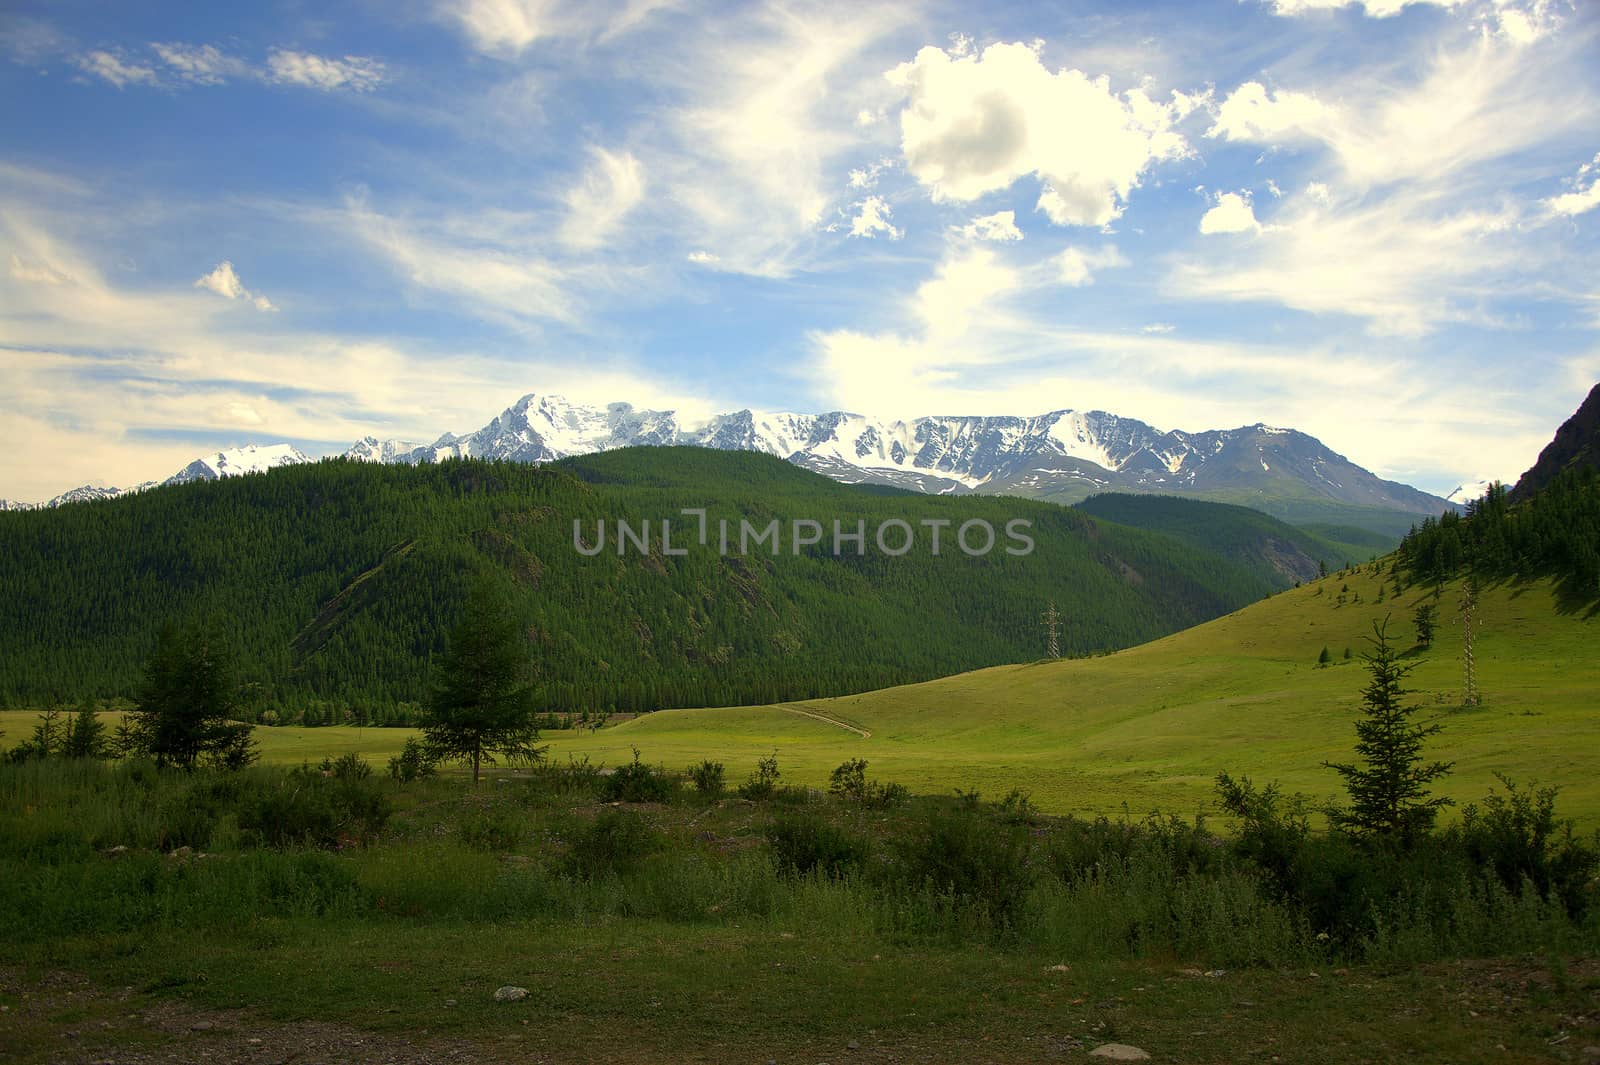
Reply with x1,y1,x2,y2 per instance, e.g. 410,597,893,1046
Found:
560,147,646,250
1056,245,1128,286
686,250,721,265
73,51,158,89
194,262,277,312
886,41,1197,228
1199,191,1263,234
1546,154,1600,217
958,211,1023,241
1208,82,1334,145
267,50,385,92
847,196,901,239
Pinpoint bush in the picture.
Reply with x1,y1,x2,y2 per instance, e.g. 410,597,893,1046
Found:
766,813,868,878
235,768,391,849
325,752,372,781
602,748,677,803
738,751,781,801
1455,775,1600,920
564,809,660,880
827,759,906,807
387,738,437,783
688,759,725,797
894,809,1033,924
526,755,602,799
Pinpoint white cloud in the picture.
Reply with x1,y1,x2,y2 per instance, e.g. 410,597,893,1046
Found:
73,51,158,89
559,147,646,250
686,250,720,265
1265,0,1468,16
1546,153,1600,217
958,210,1023,241
440,0,675,55
266,50,384,92
345,199,574,324
656,2,909,277
194,262,277,312
1199,191,1263,234
151,42,250,85
1142,322,1176,334
916,247,1020,338
1056,244,1128,286
1208,82,1334,145
886,41,1196,228
1173,187,1520,335
9,253,72,286
1209,36,1591,190
847,196,901,239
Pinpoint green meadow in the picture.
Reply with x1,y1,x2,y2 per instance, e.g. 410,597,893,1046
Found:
9,569,1590,822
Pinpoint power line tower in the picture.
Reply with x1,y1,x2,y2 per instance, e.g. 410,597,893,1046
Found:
1460,577,1481,708
1042,601,1062,660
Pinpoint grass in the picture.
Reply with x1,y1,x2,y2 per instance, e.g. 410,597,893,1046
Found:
1,757,1596,1064
541,571,1600,824
5,571,1595,824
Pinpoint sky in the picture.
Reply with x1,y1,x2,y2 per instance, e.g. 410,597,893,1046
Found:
1,0,1598,503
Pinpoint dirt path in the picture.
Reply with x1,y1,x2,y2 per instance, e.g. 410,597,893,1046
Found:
774,704,870,737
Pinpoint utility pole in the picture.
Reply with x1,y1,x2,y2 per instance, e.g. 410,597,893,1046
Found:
1460,577,1480,708
1042,601,1061,660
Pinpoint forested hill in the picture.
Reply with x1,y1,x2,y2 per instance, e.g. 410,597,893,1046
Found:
0,448,1279,721
1073,494,1396,586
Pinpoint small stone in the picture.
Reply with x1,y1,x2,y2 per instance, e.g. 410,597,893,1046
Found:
1203,969,1226,978
1089,1045,1151,1062
493,986,529,1003
848,1041,860,1050
247,1038,262,1046
189,1020,214,1032
444,999,457,1008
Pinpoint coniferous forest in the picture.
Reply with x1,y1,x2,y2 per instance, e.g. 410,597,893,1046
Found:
1397,468,1600,601
0,448,1282,722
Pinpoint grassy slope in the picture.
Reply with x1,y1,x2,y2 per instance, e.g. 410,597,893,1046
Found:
6,570,1591,823
541,569,1600,823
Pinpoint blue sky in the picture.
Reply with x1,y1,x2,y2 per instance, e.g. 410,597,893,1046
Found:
1,0,1597,502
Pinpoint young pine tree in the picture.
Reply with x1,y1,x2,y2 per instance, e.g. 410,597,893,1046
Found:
421,579,544,786
1324,618,1453,846
62,699,107,759
1413,602,1438,649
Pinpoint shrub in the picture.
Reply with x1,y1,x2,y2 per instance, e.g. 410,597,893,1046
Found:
1456,775,1600,919
326,752,373,781
387,738,437,783
602,748,677,803
828,758,907,807
526,755,602,799
894,809,1033,924
564,809,660,880
688,759,725,797
766,813,868,878
738,751,781,801
235,768,391,849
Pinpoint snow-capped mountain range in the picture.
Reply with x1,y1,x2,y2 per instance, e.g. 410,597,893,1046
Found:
5,395,1456,516
342,393,1452,514
2,444,309,511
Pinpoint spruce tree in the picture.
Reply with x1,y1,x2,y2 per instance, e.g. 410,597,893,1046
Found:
1324,618,1453,845
62,699,106,759
420,579,544,785
132,621,257,771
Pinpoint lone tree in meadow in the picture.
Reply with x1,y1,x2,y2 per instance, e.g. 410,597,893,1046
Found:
1324,618,1453,845
132,621,257,770
421,579,544,785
